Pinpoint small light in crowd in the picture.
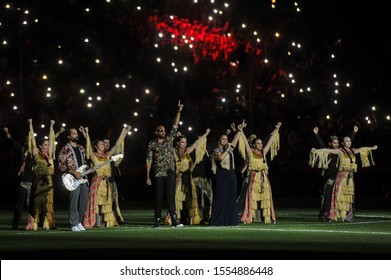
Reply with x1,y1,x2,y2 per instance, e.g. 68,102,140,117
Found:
96,96,101,101
128,131,132,135
106,0,111,3
58,59,63,64
58,45,62,49
281,93,285,98
80,89,85,94
154,44,159,48
115,84,120,88
47,87,52,91
334,100,338,104
365,116,369,120
183,66,188,72
145,89,150,94
133,112,138,116
136,6,141,10
22,20,27,25
306,87,311,92
156,57,161,62
13,106,18,110
88,96,92,101
2,40,7,45
289,73,293,78
241,23,246,28
333,73,337,78
34,19,38,23
96,82,100,86
264,58,269,63
95,59,100,64
386,115,390,120
134,128,138,132
179,121,183,125
42,75,47,80
224,3,229,8
135,98,139,103
84,38,89,43
62,123,66,127
87,103,92,108
170,15,174,20
46,93,51,97
371,106,376,111
188,127,193,131
292,42,296,47
346,83,350,87
331,54,335,59
85,8,90,12
174,46,178,50
158,33,163,38
335,81,339,86
367,120,371,124
122,84,126,88
6,80,11,85
5,4,11,8
213,9,218,14
275,32,280,37
291,79,296,84
193,0,198,3
171,34,175,38
10,92,14,97
41,124,45,128
222,98,226,103
236,89,240,93
44,136,48,139
326,115,330,119
174,68,178,72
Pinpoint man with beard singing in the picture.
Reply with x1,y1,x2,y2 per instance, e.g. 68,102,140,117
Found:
58,128,89,232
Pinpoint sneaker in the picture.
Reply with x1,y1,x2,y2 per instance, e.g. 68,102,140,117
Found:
171,220,184,228
172,223,184,228
71,226,81,232
77,223,86,231
154,218,161,228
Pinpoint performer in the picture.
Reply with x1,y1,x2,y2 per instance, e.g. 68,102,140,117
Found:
3,127,34,230
209,124,242,226
165,129,210,225
310,137,377,222
237,122,281,224
312,125,358,221
80,125,131,228
58,127,89,232
146,100,184,228
26,119,56,230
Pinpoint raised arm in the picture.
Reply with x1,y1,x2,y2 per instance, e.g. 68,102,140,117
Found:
186,128,210,155
108,125,132,157
28,119,38,156
263,122,282,156
79,126,94,161
55,126,65,139
173,100,184,127
350,125,359,142
313,126,326,148
48,120,55,158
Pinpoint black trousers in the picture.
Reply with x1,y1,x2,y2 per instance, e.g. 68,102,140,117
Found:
319,177,335,218
154,170,177,219
12,183,29,227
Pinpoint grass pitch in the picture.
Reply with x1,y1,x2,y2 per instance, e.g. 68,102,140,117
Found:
1,202,390,260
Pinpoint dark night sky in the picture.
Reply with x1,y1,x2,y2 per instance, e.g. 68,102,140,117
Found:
1,0,390,203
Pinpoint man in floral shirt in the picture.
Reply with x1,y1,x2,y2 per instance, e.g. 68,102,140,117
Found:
146,100,184,228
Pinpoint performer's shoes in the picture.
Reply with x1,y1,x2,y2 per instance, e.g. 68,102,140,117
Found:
171,215,184,228
154,218,161,228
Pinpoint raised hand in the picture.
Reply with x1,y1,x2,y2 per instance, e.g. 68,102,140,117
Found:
178,100,184,112
313,127,319,135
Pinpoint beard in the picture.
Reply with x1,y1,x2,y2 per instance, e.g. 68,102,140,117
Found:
71,136,80,143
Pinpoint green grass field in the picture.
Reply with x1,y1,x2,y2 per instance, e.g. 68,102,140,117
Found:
1,201,390,260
